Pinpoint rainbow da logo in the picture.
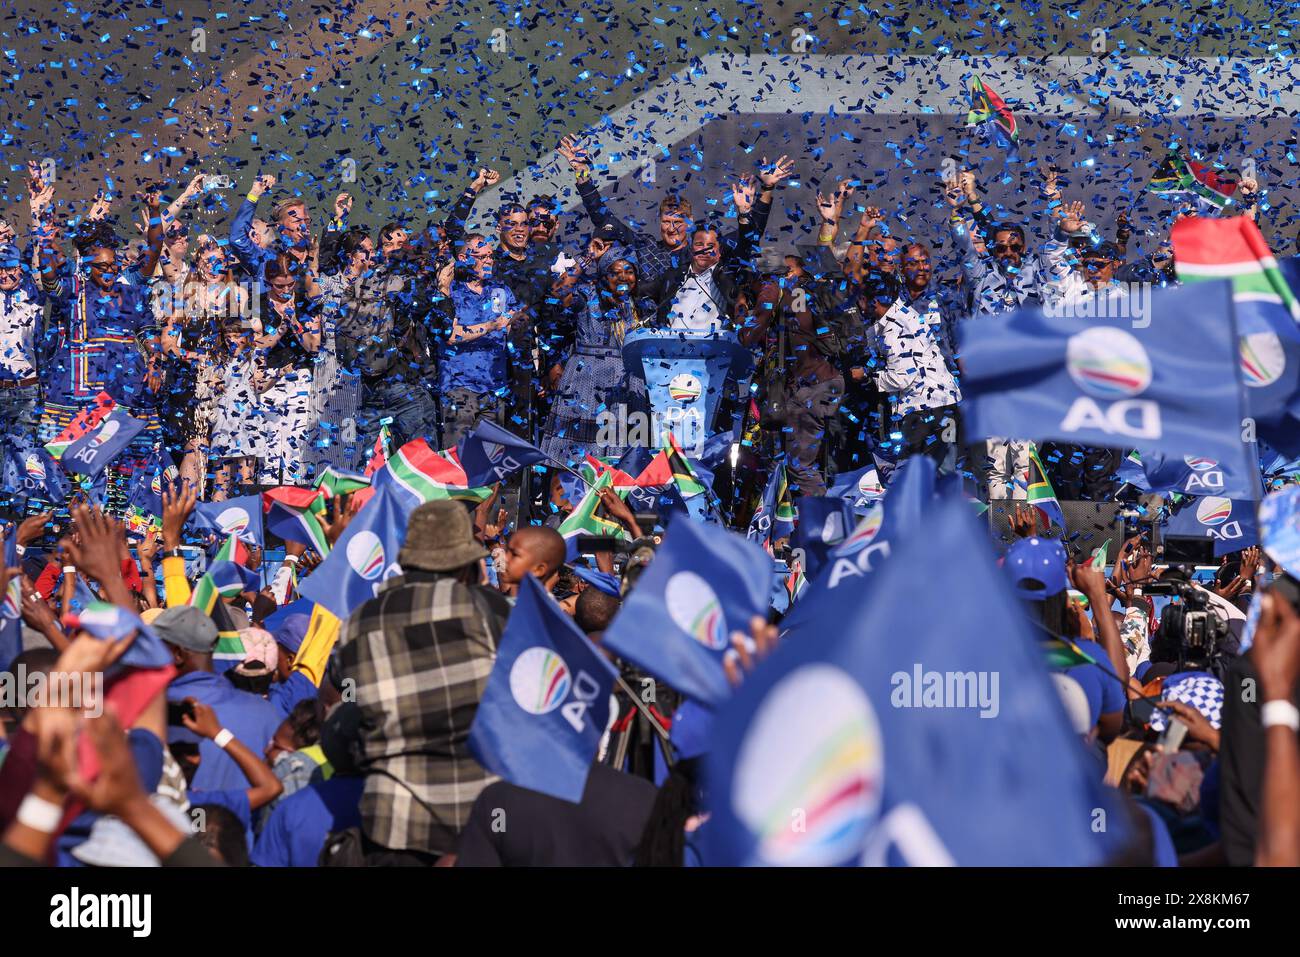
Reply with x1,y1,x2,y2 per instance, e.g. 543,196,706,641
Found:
856,468,884,502
1181,455,1224,492
1239,331,1286,388
24,454,46,482
665,571,728,651
1195,496,1233,527
482,441,506,463
88,417,121,449
731,664,884,865
509,647,572,715
668,373,702,404
345,530,387,581
216,507,250,536
1194,496,1242,540
1,575,19,620
824,506,889,588
1062,327,1159,440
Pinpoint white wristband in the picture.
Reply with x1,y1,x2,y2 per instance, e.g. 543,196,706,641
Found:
16,793,63,833
283,554,300,565
14,543,25,557
213,728,235,749
1262,700,1300,732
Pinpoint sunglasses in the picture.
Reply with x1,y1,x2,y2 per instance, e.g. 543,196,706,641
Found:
991,242,1024,252
529,215,556,226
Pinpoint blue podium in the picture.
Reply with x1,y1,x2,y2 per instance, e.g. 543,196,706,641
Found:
622,328,753,518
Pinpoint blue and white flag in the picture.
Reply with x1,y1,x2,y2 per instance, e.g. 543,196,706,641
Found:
703,494,1129,866
961,280,1256,486
1163,497,1259,557
192,495,265,547
603,515,772,706
1260,485,1300,577
299,484,411,620
827,463,888,517
1,438,69,504
789,496,857,585
1121,450,1259,503
468,575,618,803
57,407,146,477
458,420,550,488
1,526,22,673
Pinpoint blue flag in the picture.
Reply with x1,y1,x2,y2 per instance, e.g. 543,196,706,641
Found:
1,526,22,673
781,456,936,637
457,420,551,488
827,462,888,517
747,465,795,551
299,484,411,620
789,496,856,584
703,494,1129,866
1,437,69,504
124,448,177,523
1121,450,1259,502
1163,497,1259,557
603,516,772,706
58,407,147,477
192,495,265,547
961,281,1255,486
468,575,618,803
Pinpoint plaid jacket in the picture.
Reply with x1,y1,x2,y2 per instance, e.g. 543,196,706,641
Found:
336,572,512,855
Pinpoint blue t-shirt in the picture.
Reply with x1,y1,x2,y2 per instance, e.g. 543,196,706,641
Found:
1060,638,1124,717
168,671,282,792
268,670,319,719
439,281,517,394
251,775,364,867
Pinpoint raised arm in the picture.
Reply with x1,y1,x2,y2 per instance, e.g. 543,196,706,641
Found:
558,134,637,244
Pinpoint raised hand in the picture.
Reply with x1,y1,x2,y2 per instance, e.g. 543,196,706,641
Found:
758,154,795,190
731,174,757,215
333,192,353,219
557,134,591,172
470,168,501,192
318,493,354,547
16,510,54,547
1058,200,1087,233
248,174,276,201
61,506,128,592
161,481,199,551
724,615,780,687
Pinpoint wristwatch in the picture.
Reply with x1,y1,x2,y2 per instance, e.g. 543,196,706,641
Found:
164,547,185,559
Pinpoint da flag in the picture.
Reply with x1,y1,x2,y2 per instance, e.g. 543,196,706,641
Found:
960,280,1255,486
1,439,69,504
55,407,146,477
604,516,771,706
123,448,177,531
1147,151,1238,210
1026,444,1066,534
789,496,856,585
369,439,493,510
299,484,410,621
42,391,115,460
1119,450,1260,502
747,465,795,552
1163,497,1259,557
1172,217,1300,458
702,494,1129,867
468,574,618,803
827,463,887,517
1258,485,1300,577
781,456,936,638
458,420,550,488
264,486,329,554
192,495,265,547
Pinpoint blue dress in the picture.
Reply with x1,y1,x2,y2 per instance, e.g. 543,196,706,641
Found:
540,284,650,467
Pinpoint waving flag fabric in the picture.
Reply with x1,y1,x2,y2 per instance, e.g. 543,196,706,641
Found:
1026,443,1066,533
1148,151,1238,210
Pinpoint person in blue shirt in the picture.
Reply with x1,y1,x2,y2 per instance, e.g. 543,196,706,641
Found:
171,698,283,850
435,234,522,450
154,605,282,792
228,174,297,283
252,702,365,867
267,613,318,719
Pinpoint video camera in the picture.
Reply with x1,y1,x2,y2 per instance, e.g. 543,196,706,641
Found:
1143,565,1231,667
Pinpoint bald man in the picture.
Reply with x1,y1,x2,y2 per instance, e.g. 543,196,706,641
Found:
497,526,567,597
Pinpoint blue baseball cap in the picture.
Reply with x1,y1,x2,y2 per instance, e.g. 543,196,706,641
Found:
272,613,311,656
1004,536,1070,600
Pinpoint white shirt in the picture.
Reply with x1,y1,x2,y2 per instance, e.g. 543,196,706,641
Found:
668,265,723,333
0,287,41,380
874,299,961,416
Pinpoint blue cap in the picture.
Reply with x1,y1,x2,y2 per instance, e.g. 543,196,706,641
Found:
273,613,311,656
0,244,21,267
1004,536,1070,600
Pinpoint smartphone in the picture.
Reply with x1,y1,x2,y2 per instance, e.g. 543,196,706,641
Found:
166,700,196,727
203,174,234,191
